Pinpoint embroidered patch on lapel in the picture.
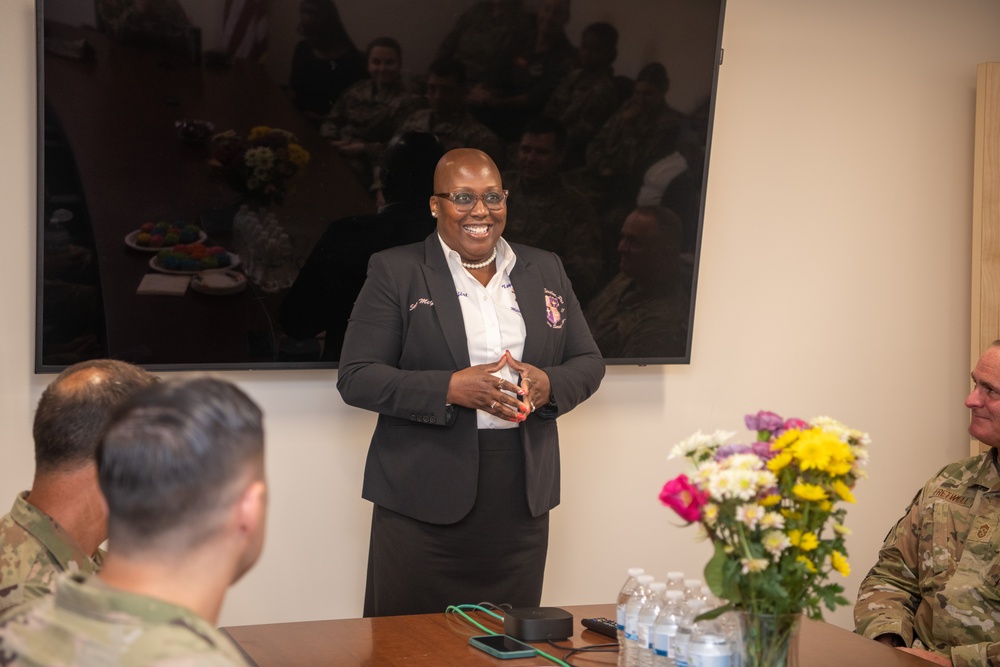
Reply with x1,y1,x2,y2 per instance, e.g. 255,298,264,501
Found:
545,289,565,329
408,297,434,311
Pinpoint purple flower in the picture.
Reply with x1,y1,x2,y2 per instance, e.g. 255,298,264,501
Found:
714,443,751,460
750,441,777,460
745,411,785,437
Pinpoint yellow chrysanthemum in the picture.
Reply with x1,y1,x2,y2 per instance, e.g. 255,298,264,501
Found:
833,523,852,536
832,480,856,503
249,125,273,140
792,483,828,502
798,532,819,551
796,555,817,573
759,494,782,507
788,529,801,546
288,143,311,167
817,500,832,512
766,452,793,473
830,550,851,576
702,503,719,526
789,429,834,471
771,430,800,451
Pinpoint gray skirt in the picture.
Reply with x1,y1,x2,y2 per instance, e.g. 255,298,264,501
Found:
363,428,550,617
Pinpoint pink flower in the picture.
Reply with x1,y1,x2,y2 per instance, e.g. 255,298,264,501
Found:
784,418,809,431
659,474,708,523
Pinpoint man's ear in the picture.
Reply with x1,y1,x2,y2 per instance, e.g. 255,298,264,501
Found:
236,480,267,537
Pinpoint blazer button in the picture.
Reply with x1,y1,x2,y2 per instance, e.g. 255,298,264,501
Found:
430,415,437,424
410,413,417,421
421,415,430,423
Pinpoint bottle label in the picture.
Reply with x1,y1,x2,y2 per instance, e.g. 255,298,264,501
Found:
617,604,626,630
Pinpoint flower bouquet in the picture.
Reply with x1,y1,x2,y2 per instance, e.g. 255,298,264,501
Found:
660,411,869,666
209,126,310,208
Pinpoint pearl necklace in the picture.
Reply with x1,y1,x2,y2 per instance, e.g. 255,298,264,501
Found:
461,246,497,270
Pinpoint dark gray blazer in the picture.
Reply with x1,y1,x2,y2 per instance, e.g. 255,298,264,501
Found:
337,233,605,524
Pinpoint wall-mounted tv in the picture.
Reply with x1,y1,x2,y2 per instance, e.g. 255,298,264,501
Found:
36,0,725,371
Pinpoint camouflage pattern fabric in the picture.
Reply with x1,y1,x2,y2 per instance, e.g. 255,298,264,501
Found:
584,104,684,192
96,0,191,45
855,449,1000,667
396,109,504,168
583,272,690,359
0,493,103,616
0,573,250,666
543,68,619,163
319,80,418,163
501,171,604,305
436,1,531,83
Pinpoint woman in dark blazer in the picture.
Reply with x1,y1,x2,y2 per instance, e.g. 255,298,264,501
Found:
338,148,604,617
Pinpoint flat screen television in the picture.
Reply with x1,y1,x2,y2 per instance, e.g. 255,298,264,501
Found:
35,0,725,371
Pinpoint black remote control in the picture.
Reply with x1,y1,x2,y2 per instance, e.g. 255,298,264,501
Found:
581,616,618,639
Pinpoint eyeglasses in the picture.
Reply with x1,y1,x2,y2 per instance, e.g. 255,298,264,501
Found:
434,190,508,212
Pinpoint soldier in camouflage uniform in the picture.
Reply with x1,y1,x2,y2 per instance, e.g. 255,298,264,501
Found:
320,37,418,191
96,0,192,51
584,206,690,359
502,117,603,305
397,58,505,168
855,342,1000,667
0,377,267,666
0,360,155,615
543,22,621,169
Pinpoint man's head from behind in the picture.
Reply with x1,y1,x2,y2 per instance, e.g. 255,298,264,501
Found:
618,206,683,283
97,377,267,583
33,360,157,475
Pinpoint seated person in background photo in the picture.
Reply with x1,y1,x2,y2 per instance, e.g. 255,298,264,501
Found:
320,37,419,192
96,0,193,51
854,341,1000,667
0,377,267,666
279,132,445,361
543,21,621,169
580,62,685,212
397,58,504,168
467,0,578,142
0,360,156,615
502,116,603,305
584,206,691,359
289,0,368,123
435,0,531,85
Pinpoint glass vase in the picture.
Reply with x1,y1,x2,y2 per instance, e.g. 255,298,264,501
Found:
737,612,801,667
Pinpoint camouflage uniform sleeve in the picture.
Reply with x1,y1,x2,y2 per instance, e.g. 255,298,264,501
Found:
854,488,925,645
951,641,1000,667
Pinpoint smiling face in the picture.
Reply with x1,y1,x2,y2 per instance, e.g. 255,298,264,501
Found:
367,45,401,88
430,149,506,264
967,345,1000,448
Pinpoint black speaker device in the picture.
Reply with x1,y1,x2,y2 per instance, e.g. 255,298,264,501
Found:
503,607,574,641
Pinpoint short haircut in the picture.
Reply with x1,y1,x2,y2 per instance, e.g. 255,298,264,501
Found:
367,36,401,61
583,22,618,51
97,377,264,552
521,116,569,151
427,57,467,87
32,360,157,474
634,205,684,256
637,62,670,92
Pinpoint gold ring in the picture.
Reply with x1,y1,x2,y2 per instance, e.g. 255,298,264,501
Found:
491,401,498,410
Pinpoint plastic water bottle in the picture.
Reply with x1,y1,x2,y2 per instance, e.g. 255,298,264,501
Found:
617,567,646,664
652,590,685,667
665,571,685,595
624,574,655,667
683,579,705,602
688,615,735,667
673,598,706,667
638,582,667,667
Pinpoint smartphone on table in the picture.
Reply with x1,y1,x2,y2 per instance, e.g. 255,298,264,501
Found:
468,634,538,659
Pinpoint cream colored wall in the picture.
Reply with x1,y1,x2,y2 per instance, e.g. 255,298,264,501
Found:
3,0,998,632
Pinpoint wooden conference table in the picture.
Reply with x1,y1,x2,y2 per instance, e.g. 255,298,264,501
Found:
222,603,935,666
42,22,374,367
